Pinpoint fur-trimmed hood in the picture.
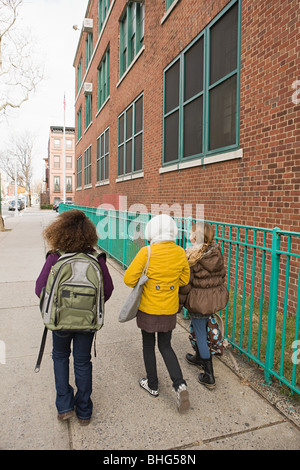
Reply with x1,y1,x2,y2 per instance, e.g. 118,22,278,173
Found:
185,243,223,270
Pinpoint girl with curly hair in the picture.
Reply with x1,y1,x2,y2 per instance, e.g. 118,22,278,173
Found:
35,210,114,425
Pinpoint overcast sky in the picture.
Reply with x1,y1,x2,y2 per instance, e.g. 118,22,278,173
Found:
0,0,88,181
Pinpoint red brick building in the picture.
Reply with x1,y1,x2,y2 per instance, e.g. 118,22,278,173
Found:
73,0,299,231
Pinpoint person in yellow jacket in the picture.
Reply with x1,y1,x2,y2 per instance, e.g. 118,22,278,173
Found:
124,214,190,413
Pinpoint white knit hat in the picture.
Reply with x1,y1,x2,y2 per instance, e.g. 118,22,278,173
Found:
145,214,178,245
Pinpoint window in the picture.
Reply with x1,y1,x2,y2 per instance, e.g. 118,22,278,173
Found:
84,146,92,186
66,156,72,169
66,176,72,192
77,107,82,141
66,139,72,150
97,128,109,182
76,156,82,188
209,3,238,151
163,0,240,165
77,57,83,93
118,94,143,176
54,139,60,148
85,94,92,128
86,32,93,68
98,48,110,110
54,176,60,192
120,2,145,77
99,0,110,33
53,155,60,169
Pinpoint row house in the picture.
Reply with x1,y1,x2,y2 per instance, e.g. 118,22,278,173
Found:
48,126,76,205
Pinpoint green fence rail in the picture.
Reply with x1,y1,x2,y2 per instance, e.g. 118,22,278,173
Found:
59,204,300,395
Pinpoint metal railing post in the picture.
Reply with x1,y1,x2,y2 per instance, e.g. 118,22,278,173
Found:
122,210,128,269
265,227,281,385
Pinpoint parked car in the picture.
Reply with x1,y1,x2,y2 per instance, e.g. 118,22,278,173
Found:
8,199,25,211
53,200,75,212
53,200,63,212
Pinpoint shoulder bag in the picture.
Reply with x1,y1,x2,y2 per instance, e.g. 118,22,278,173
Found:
119,245,151,323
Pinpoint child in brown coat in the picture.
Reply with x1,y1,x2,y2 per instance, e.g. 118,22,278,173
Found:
179,223,229,389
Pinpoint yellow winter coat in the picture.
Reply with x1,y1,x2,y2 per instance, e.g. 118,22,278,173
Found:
124,241,190,315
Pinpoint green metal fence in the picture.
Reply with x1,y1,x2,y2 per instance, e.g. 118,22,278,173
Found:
59,204,300,395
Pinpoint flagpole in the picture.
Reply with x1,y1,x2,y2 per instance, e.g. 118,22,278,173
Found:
63,93,66,204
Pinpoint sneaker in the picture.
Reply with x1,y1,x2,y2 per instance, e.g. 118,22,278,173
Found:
139,378,159,397
176,384,190,413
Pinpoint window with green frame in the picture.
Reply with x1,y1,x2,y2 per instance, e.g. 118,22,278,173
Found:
84,146,92,186
118,94,143,176
119,2,144,77
99,0,110,33
98,48,110,110
76,156,82,188
163,0,240,165
166,0,176,10
77,57,82,93
97,127,109,182
86,32,93,68
77,107,82,141
85,94,92,128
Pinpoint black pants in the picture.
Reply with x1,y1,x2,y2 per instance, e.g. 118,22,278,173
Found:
141,330,186,391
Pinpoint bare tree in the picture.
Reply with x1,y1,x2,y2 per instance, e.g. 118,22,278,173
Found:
0,131,35,206
0,172,4,231
0,0,43,116
0,0,42,229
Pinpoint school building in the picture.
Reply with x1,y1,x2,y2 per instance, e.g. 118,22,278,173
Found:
73,0,299,232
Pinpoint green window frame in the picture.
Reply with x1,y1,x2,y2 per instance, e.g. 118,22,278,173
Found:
163,0,241,166
77,107,82,141
77,57,82,93
98,48,110,110
119,2,145,77
118,94,143,177
76,156,82,188
86,32,93,68
99,0,110,33
85,94,92,129
166,0,176,10
97,127,109,182
84,146,92,186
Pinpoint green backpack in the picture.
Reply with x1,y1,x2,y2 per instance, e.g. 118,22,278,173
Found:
40,251,105,331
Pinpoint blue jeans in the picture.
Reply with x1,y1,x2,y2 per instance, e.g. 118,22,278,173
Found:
191,317,210,359
52,331,94,420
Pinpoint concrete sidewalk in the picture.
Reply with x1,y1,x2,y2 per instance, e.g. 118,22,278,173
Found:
0,207,299,451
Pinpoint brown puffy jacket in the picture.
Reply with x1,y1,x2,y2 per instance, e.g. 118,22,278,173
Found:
179,245,229,317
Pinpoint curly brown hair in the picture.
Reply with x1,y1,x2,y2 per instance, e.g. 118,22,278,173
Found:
43,209,98,253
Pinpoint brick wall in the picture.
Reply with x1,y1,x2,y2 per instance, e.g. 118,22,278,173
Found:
74,0,300,233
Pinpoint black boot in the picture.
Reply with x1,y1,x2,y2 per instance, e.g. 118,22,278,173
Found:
186,345,205,369
198,356,216,390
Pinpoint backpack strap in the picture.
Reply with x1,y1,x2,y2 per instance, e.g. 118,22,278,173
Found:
96,251,106,262
46,250,62,259
34,327,48,373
